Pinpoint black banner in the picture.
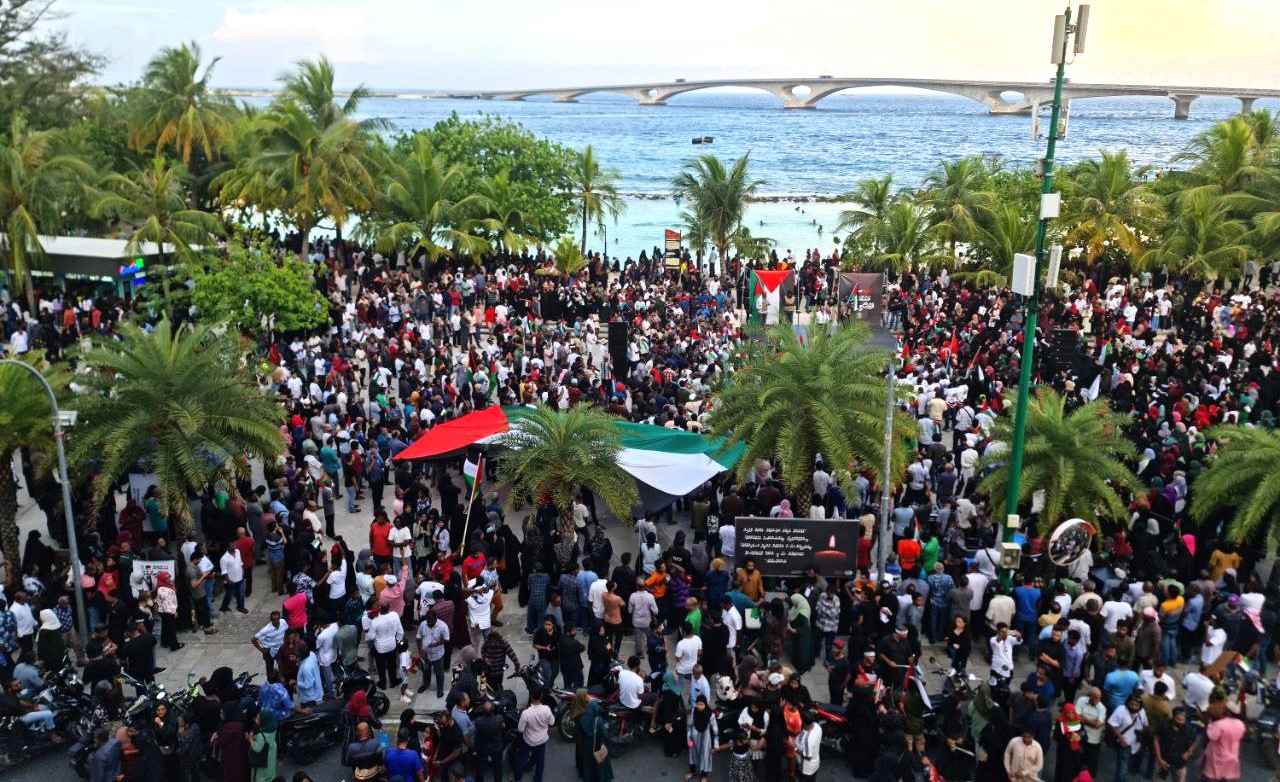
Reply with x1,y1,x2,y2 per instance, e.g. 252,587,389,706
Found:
839,272,883,324
734,516,860,578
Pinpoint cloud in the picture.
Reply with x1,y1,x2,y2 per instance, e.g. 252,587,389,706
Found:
211,6,375,64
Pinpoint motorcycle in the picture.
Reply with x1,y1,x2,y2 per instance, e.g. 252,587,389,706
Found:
334,661,390,717
280,698,350,765
553,665,622,741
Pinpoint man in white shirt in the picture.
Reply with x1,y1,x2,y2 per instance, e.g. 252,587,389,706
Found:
1101,594,1133,636
388,519,413,572
1182,665,1215,713
1201,617,1227,665
588,576,608,628
314,617,338,697
367,603,405,689
617,656,649,710
252,611,286,677
674,622,703,701
516,691,556,782
1139,664,1176,700
720,597,742,657
416,579,445,620
325,559,347,608
219,547,246,613
415,611,451,698
719,524,736,559
10,591,35,646
465,578,494,650
989,624,1022,679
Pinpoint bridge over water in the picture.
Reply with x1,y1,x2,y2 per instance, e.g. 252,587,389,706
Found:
458,77,1280,119
222,77,1280,119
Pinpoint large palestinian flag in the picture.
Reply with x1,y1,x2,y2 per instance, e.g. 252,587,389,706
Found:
394,406,744,503
748,269,794,326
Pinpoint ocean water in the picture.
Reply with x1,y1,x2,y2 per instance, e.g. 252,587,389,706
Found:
333,91,1280,255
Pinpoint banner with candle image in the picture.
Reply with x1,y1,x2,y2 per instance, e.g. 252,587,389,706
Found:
734,516,860,578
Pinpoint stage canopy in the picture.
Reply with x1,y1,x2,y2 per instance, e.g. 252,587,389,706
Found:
394,406,744,500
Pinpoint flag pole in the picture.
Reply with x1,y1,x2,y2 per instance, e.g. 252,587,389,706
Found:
459,454,484,557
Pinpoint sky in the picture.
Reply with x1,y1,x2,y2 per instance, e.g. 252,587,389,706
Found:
56,0,1280,92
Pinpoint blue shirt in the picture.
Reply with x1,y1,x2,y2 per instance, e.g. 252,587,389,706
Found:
576,570,598,606
257,682,294,723
1013,585,1041,621
1182,594,1204,631
385,746,424,780
296,653,325,704
1103,668,1140,711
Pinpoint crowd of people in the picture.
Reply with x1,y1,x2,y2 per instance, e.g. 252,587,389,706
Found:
1,234,1279,782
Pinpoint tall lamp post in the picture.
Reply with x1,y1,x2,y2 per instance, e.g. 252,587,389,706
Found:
1002,5,1089,576
0,359,89,639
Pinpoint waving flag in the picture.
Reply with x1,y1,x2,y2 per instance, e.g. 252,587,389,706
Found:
748,270,794,326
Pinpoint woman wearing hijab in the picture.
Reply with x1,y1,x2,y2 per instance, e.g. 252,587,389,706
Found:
212,702,250,782
685,695,718,782
656,671,688,757
578,699,613,782
152,701,179,779
36,608,66,671
207,667,239,704
248,709,279,782
154,571,183,651
786,594,814,675
569,689,591,775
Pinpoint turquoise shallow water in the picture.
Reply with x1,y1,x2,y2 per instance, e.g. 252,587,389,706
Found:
273,90,1280,254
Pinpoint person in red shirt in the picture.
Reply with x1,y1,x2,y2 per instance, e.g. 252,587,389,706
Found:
461,550,486,584
897,537,922,576
370,515,393,568
233,526,257,598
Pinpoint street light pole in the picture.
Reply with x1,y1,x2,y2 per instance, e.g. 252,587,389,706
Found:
1003,6,1088,566
874,359,896,581
0,359,90,640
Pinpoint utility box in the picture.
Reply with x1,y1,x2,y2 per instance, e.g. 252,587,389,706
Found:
1000,542,1023,570
1012,254,1036,296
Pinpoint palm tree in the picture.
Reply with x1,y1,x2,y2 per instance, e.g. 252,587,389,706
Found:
216,100,377,258
372,134,491,265
551,236,586,276
1190,425,1280,543
1139,194,1252,280
1060,150,1163,264
1173,113,1279,199
476,170,540,254
0,355,67,567
69,320,285,538
128,41,236,165
872,199,951,272
707,322,910,497
960,202,1038,287
93,157,225,319
672,153,765,268
497,405,638,537
569,145,623,256
277,56,386,133
922,157,992,256
978,389,1143,534
836,175,895,247
0,117,93,312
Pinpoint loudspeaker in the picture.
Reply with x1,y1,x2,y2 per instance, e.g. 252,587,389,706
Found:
608,321,629,378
